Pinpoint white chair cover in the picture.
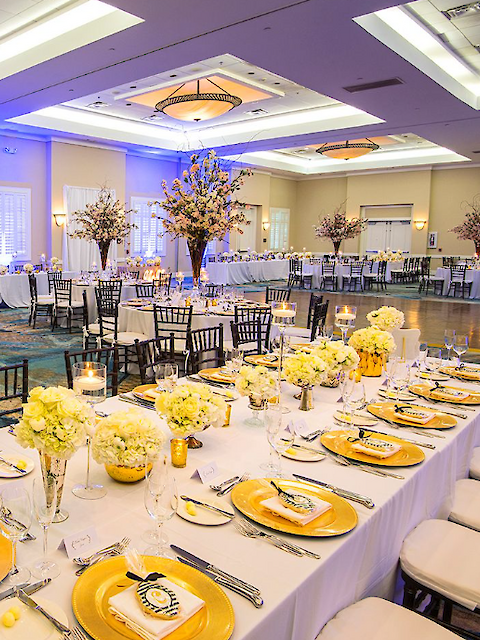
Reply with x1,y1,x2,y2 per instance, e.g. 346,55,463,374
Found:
449,479,480,531
470,447,480,480
390,328,421,361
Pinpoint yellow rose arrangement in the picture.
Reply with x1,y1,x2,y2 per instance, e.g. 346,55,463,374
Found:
348,326,396,355
283,352,328,387
155,382,226,436
312,341,360,375
235,366,277,400
366,306,405,331
92,409,165,467
23,263,34,274
14,386,94,459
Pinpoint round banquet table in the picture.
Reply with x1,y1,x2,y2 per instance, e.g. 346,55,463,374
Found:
435,267,480,298
1,370,479,640
72,282,138,322
0,272,78,308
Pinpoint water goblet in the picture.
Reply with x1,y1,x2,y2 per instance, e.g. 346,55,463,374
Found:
31,477,60,580
444,330,456,363
392,361,411,401
264,406,295,477
144,456,178,558
425,347,442,376
0,485,32,586
384,356,398,394
453,334,468,367
72,361,107,500
342,377,366,427
163,363,178,392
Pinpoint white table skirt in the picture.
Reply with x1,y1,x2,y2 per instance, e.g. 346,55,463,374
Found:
435,267,480,298
0,272,78,308
3,371,480,640
72,283,137,323
207,259,290,285
310,261,401,289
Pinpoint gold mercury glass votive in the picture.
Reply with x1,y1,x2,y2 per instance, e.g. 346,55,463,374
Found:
223,403,232,427
170,438,188,468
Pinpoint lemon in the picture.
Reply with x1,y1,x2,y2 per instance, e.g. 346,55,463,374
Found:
2,611,15,627
15,460,27,470
9,607,21,621
185,501,197,516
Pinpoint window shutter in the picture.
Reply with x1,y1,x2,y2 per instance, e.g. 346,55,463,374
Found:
0,188,30,259
269,208,290,251
130,197,166,256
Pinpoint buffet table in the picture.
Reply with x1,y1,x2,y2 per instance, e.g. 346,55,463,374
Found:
207,259,290,285
0,272,77,308
435,267,480,298
310,261,402,289
2,371,479,640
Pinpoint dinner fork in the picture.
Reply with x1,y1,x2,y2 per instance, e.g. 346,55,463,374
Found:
237,519,321,559
68,627,88,640
73,536,131,565
233,521,304,557
217,473,249,496
74,537,130,575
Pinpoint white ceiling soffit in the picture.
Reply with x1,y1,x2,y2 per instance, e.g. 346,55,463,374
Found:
8,103,384,150
354,5,480,109
0,0,143,81
227,145,469,175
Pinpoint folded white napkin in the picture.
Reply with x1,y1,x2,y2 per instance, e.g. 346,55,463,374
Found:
260,495,332,526
393,407,435,424
430,388,469,401
108,579,204,640
351,440,401,459
143,389,162,401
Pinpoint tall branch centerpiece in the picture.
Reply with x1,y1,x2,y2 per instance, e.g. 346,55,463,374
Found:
450,195,480,255
154,151,251,286
314,201,366,255
68,187,136,270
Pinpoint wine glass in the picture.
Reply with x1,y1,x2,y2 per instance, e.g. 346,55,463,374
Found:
264,406,294,477
425,347,442,376
444,330,456,363
0,484,32,586
342,377,366,427
163,363,178,392
225,348,242,377
453,334,468,367
384,356,398,395
392,361,411,401
321,325,334,341
335,306,356,344
72,361,107,500
31,477,60,579
144,456,178,557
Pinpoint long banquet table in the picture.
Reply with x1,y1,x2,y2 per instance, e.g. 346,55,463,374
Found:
435,267,480,298
207,259,290,285
2,371,479,639
0,272,77,308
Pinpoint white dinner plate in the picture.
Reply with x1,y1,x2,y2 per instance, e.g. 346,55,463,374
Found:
333,411,378,427
416,371,450,381
0,596,69,640
282,439,326,462
0,454,34,478
378,389,412,402
176,491,234,526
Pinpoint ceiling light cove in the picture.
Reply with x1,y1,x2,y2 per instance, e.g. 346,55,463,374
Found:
0,0,143,81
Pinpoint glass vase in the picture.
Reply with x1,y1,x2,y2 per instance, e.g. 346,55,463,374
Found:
39,452,68,523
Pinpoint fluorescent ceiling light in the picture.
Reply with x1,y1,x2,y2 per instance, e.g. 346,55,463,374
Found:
0,0,143,80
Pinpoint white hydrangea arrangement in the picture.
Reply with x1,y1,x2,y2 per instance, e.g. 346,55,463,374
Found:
154,256,162,266
283,352,328,387
23,263,34,273
373,249,403,262
146,258,155,266
235,365,278,400
134,256,143,266
366,306,405,331
14,386,94,460
126,256,135,266
312,341,360,375
0,266,7,275
155,382,226,436
348,326,396,355
92,409,165,467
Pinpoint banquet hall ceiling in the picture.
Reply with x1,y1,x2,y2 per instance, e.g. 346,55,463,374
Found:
1,0,480,175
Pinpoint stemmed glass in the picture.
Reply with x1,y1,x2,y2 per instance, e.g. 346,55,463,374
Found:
384,356,398,395
264,405,294,477
155,363,178,392
444,330,456,363
72,361,107,500
425,347,442,377
335,306,357,344
453,335,468,367
0,484,32,586
225,348,242,378
342,377,366,427
144,456,178,557
392,362,411,401
31,477,60,579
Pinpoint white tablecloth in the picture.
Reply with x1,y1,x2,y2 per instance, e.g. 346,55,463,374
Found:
207,259,290,285
311,261,402,290
3,371,480,640
435,267,480,298
72,283,137,323
0,272,78,308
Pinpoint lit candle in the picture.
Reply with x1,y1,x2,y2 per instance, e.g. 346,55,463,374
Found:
272,302,296,318
73,370,105,393
335,306,356,321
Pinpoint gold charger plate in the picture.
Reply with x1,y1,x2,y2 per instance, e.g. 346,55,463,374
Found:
244,354,279,368
440,366,480,381
367,401,456,429
408,382,480,405
198,368,235,384
231,478,357,537
132,383,159,403
72,556,234,640
320,429,425,467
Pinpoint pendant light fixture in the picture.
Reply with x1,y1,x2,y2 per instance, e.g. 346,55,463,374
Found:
316,138,379,160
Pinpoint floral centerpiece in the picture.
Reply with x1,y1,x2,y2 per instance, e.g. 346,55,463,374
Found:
92,409,165,482
146,258,155,267
153,150,252,286
23,263,34,274
314,201,366,255
373,249,403,262
155,382,226,448
283,352,328,410
134,256,143,267
450,195,480,255
312,341,360,386
235,365,277,404
154,256,162,266
348,327,395,376
50,256,60,272
69,187,136,270
0,266,7,276
366,306,405,331
14,386,94,520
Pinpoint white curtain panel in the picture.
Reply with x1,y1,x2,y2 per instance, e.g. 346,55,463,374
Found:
63,186,118,271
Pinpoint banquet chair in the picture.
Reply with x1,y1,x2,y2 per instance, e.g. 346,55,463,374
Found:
447,266,472,299
47,271,62,294
390,328,421,361
234,307,272,352
448,479,480,532
153,305,193,375
419,259,444,295
0,360,28,427
52,279,86,332
265,287,291,303
187,325,225,373
135,283,154,298
288,259,303,288
391,259,409,284
154,272,172,294
310,301,329,341
400,519,480,633
134,335,176,384
285,293,324,341
97,279,123,304
318,597,462,640
342,261,364,292
28,274,54,328
128,270,140,281
319,261,336,291
364,260,387,291
204,283,224,298
230,320,262,355
64,346,119,396
469,448,480,480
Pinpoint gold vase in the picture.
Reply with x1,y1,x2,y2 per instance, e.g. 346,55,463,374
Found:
298,386,314,411
321,373,340,388
105,463,151,483
39,452,68,523
357,350,384,377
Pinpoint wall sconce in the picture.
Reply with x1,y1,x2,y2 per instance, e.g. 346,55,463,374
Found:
262,221,270,232
414,220,427,230
53,213,66,227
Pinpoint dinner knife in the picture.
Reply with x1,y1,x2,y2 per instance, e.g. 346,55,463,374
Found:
176,557,264,608
118,395,155,411
1,579,52,601
179,495,234,518
170,545,261,596
293,474,375,509
0,456,27,475
16,590,70,634
282,440,326,455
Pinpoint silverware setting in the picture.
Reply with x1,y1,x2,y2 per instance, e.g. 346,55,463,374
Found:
210,476,239,492
0,453,26,475
118,395,155,411
325,450,405,479
180,495,234,519
67,627,89,640
17,589,70,634
330,421,436,450
216,473,249,496
301,428,325,442
74,537,130,576
292,474,375,509
234,519,321,559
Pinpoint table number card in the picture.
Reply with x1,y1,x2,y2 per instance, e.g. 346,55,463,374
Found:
191,461,220,484
59,525,99,560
